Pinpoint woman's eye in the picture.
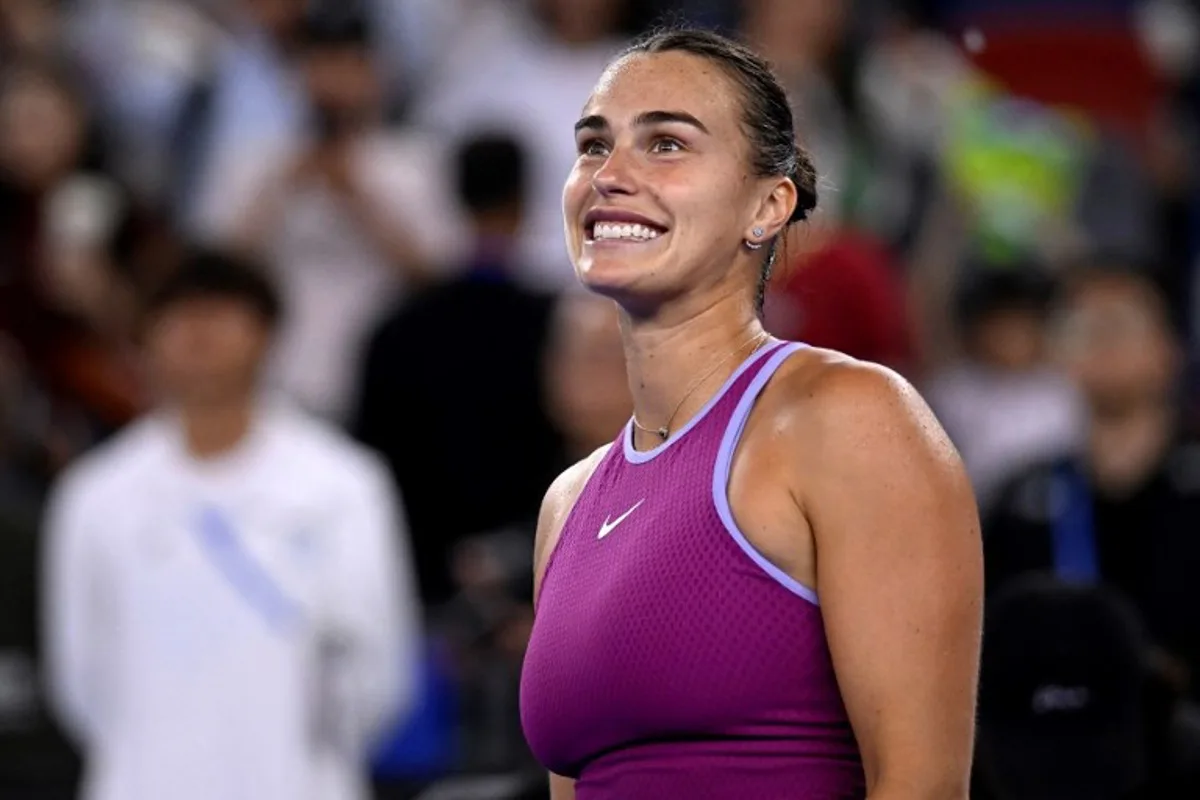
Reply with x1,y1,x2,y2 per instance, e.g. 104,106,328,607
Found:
579,138,609,156
651,137,684,153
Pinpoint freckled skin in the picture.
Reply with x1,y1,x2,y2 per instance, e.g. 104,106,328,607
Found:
563,52,774,314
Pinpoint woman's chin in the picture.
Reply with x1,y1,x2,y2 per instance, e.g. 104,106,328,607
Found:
577,271,639,302
576,248,662,295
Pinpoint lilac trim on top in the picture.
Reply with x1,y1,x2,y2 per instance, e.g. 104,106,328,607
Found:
624,339,785,464
711,342,819,606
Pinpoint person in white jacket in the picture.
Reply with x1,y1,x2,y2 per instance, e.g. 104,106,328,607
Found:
42,249,420,800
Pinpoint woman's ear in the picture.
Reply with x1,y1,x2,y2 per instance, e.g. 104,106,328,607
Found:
747,175,798,242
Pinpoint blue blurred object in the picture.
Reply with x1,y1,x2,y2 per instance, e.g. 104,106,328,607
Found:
1050,462,1101,584
372,637,459,780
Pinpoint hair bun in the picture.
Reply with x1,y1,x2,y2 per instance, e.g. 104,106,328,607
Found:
788,150,818,224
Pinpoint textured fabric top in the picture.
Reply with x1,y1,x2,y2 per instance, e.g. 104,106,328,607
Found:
520,340,865,799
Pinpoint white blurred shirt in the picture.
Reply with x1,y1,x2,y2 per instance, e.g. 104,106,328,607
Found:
43,401,420,800
199,132,466,421
926,364,1087,512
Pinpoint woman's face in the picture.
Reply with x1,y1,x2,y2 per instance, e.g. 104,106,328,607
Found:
563,51,791,311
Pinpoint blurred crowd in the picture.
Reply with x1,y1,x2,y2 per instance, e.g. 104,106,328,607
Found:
2,0,1200,798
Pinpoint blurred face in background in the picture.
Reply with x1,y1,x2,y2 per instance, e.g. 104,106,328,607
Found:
302,43,379,134
0,67,85,191
967,308,1047,372
742,0,847,73
241,0,305,41
452,538,509,596
146,297,272,408
544,294,631,455
535,0,625,45
1051,274,1178,415
0,0,60,54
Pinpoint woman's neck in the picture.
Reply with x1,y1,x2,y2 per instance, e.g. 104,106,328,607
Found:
621,294,766,448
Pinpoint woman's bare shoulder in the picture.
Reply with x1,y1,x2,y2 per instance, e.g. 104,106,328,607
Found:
762,346,959,472
533,444,612,601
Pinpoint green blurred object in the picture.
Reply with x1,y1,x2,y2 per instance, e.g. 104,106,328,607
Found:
943,77,1093,264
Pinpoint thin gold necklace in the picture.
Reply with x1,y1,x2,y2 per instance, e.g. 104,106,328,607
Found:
631,330,770,442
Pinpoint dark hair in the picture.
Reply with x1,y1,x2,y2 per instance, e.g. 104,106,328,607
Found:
954,263,1057,334
298,6,373,51
456,133,527,215
1057,256,1167,304
617,27,818,313
146,249,282,329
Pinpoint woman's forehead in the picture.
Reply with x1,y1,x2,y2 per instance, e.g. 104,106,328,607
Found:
584,52,739,130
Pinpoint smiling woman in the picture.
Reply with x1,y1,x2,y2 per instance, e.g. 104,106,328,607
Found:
520,27,983,800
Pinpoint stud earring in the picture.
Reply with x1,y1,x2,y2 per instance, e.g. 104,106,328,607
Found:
745,227,765,250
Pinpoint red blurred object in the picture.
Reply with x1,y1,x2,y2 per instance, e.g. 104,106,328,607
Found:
764,231,914,371
963,22,1164,145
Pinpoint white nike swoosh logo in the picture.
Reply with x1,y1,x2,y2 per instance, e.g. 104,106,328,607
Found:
598,499,645,540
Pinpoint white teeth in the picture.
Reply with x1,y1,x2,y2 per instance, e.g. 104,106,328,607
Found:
592,221,662,241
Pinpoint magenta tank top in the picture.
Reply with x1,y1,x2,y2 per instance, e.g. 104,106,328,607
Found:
520,340,866,799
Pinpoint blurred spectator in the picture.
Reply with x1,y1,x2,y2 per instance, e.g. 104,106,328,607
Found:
1136,0,1200,337
203,7,464,421
42,250,421,800
974,575,1199,799
0,338,78,800
414,0,633,289
925,264,1084,510
438,533,539,775
985,262,1200,701
0,59,146,435
0,509,78,800
60,0,236,205
871,20,1159,366
852,10,973,253
179,0,311,231
542,291,631,463
353,133,563,606
0,0,62,60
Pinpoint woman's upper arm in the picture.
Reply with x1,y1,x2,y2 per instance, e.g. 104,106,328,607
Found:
799,362,982,798
533,446,608,605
